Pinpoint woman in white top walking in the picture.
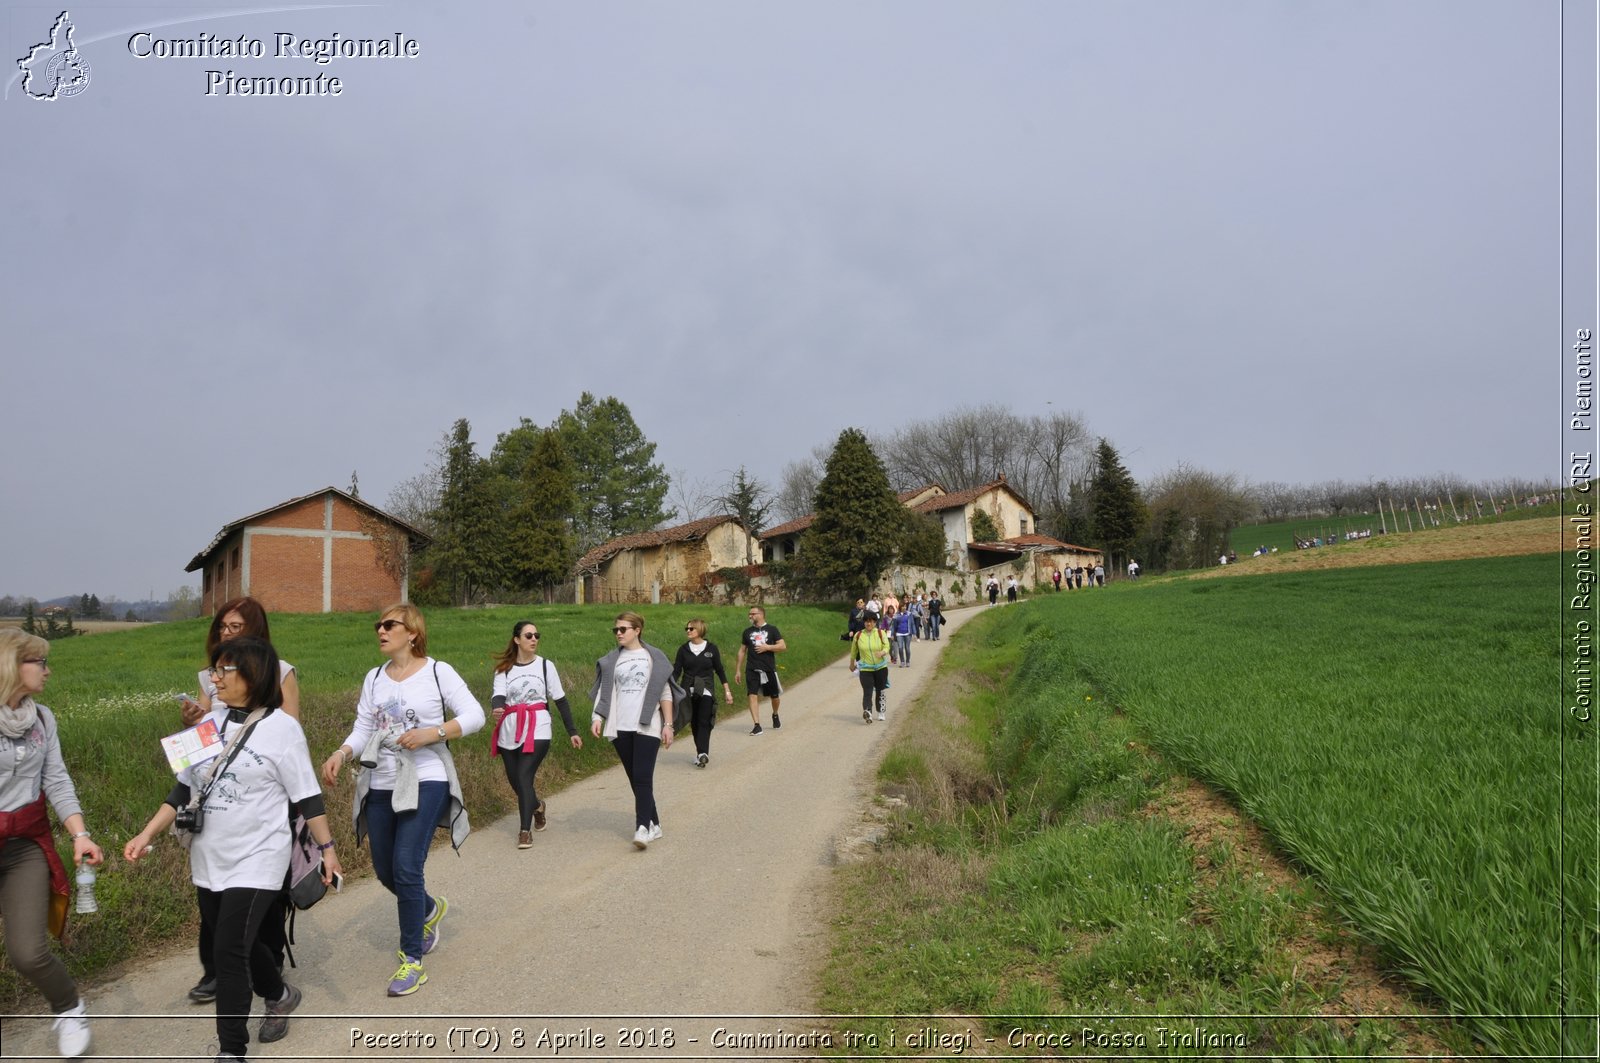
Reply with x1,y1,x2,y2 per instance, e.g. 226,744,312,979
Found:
490,620,581,848
320,604,484,997
590,612,678,849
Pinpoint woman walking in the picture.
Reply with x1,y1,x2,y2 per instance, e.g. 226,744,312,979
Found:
590,612,680,849
178,596,299,1006
0,630,102,1059
320,604,482,997
125,637,339,1063
672,618,732,768
490,621,580,849
890,606,914,667
849,614,891,723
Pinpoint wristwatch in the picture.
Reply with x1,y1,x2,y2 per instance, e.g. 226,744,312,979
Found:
436,725,447,740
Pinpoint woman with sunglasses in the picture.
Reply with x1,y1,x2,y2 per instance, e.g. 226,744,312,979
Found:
125,637,339,1063
0,630,102,1059
671,618,731,768
320,603,482,997
590,612,681,849
178,596,299,1007
490,621,581,849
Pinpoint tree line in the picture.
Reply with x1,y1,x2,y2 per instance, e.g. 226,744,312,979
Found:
382,399,1552,604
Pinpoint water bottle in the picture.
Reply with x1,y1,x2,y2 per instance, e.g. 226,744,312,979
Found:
74,859,97,915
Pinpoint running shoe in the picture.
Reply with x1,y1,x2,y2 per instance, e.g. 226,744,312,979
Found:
749,723,763,736
387,954,427,996
420,895,448,955
633,825,650,850
258,982,301,1043
771,712,781,729
533,800,547,832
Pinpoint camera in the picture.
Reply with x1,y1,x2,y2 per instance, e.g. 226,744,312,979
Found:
174,805,205,835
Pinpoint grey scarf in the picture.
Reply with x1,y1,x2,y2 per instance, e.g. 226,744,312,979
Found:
0,696,40,740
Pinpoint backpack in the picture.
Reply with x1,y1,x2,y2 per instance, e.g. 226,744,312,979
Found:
287,812,326,912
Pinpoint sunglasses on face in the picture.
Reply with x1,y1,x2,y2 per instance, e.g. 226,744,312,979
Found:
22,657,48,667
613,626,633,635
375,619,406,632
520,631,539,640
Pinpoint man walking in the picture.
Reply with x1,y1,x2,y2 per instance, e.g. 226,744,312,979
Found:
736,606,786,735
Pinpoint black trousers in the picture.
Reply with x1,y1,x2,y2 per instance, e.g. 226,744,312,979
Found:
858,668,888,715
500,740,552,831
611,732,661,829
687,690,716,755
197,885,286,1058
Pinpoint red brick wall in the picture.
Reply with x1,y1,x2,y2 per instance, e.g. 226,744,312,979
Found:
329,497,364,533
332,537,403,613
254,498,326,531
249,534,324,613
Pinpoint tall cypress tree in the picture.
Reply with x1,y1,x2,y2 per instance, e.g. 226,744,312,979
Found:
1089,438,1145,572
508,429,578,601
796,428,904,600
427,419,508,605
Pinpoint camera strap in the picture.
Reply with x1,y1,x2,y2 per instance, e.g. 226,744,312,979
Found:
189,707,267,813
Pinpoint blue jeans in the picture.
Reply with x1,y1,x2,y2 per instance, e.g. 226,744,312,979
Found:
364,782,449,960
894,633,911,664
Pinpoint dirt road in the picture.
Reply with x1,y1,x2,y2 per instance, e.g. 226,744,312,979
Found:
2,608,974,1060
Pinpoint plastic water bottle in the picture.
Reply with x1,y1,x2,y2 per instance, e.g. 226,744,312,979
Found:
74,859,97,915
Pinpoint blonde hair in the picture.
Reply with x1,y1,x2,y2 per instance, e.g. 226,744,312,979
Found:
615,611,645,633
0,629,50,707
380,602,428,658
685,618,706,638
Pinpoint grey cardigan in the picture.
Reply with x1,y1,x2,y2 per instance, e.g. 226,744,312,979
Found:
591,643,683,731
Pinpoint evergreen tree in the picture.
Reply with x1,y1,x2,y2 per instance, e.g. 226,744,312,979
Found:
715,466,772,566
898,510,949,568
427,419,509,605
554,393,672,552
1089,438,1146,572
89,593,101,618
508,429,578,601
795,428,904,600
22,602,37,635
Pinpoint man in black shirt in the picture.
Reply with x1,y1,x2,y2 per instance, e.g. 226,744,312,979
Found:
735,606,786,735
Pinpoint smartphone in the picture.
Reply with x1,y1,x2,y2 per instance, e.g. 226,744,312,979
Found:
330,871,344,893
174,694,199,706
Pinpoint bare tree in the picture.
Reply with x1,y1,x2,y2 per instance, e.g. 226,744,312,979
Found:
666,467,716,523
773,443,834,522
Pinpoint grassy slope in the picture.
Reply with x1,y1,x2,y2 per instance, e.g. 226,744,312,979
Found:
824,553,1591,1059
3,602,849,1007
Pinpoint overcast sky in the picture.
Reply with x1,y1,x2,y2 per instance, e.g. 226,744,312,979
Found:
3,1,1588,602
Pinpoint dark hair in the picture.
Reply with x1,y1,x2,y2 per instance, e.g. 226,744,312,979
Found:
494,620,537,674
210,637,282,711
205,597,272,658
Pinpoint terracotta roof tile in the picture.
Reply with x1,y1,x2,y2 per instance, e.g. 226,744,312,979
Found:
576,514,743,571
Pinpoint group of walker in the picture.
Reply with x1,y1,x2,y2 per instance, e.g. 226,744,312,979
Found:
0,597,798,1062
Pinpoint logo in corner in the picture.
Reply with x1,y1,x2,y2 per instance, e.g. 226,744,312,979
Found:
17,11,91,101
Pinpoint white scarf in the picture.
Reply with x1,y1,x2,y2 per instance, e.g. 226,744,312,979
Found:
0,696,40,740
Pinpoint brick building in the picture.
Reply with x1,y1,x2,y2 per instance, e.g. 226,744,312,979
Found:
186,487,429,615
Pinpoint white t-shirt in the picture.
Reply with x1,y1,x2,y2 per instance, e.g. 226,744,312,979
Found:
180,710,320,892
339,658,485,789
602,649,659,738
492,657,566,747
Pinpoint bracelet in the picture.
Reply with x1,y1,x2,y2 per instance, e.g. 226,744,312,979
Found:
70,831,91,839
317,840,335,852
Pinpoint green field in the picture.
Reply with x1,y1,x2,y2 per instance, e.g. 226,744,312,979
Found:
3,601,850,1007
829,553,1590,1058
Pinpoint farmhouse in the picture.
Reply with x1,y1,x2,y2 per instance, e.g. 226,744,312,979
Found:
186,487,428,615
576,514,757,605
761,476,1104,592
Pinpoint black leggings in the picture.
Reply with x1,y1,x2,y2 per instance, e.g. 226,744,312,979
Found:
197,885,285,1058
611,731,661,829
499,740,552,831
858,668,888,715
687,691,716,755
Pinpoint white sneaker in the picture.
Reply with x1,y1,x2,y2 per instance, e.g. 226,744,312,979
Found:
53,1000,90,1059
647,822,662,842
876,710,886,721
632,825,649,850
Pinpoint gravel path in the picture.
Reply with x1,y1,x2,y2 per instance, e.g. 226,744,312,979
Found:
3,607,975,1060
